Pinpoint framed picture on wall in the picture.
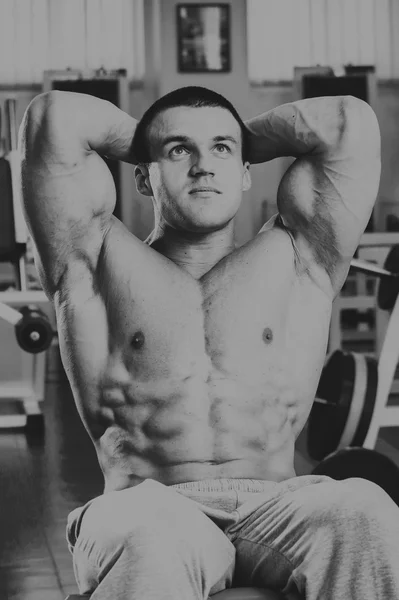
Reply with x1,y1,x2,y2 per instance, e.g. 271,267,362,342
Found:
176,4,231,73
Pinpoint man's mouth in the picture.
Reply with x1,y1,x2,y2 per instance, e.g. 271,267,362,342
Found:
189,187,221,194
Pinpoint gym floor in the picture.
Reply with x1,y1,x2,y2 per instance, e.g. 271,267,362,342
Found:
0,342,398,600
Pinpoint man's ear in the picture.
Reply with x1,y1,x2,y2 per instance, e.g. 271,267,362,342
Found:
135,164,153,197
242,161,252,192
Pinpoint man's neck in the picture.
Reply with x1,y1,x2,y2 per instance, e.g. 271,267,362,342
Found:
147,223,237,279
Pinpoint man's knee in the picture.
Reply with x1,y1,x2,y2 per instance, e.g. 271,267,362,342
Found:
297,477,399,534
75,479,197,549
71,478,235,596
340,477,399,526
72,477,233,560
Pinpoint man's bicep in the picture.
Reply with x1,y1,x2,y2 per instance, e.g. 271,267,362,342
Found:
276,136,381,293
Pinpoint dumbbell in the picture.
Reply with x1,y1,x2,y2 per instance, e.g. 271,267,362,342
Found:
0,301,53,353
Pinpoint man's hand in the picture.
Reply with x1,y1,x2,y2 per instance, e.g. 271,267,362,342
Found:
21,90,139,166
244,95,376,164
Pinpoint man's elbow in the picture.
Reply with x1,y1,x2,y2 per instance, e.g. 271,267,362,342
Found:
341,96,381,157
20,92,64,149
19,91,84,161
22,91,67,129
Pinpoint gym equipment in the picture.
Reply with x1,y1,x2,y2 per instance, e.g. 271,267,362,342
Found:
0,302,53,354
312,446,399,507
352,250,399,311
376,244,399,310
351,246,399,311
308,245,399,461
3,98,29,288
0,97,52,434
328,234,399,371
0,102,18,263
0,296,51,433
14,305,53,354
309,350,378,460
65,588,285,600
340,307,374,330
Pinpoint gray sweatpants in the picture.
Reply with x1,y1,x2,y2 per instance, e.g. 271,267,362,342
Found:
66,475,399,599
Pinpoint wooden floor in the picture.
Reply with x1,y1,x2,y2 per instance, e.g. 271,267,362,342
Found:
0,343,398,600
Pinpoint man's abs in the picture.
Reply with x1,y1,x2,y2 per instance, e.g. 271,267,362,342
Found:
94,365,301,492
54,220,332,492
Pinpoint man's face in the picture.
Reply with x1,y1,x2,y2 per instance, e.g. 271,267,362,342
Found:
137,106,251,233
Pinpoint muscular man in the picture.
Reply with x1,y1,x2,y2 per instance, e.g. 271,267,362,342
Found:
20,86,399,599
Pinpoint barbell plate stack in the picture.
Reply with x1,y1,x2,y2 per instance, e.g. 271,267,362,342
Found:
338,352,368,449
307,350,378,461
351,355,378,447
307,350,354,461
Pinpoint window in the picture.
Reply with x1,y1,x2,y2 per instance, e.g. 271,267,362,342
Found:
0,0,145,85
247,0,397,82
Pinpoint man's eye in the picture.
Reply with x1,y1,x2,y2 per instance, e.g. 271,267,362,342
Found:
170,146,189,156
215,144,230,153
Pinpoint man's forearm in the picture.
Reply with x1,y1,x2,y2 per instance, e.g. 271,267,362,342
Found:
20,91,138,166
244,95,377,164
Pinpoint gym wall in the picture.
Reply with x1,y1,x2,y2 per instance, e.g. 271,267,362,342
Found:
140,0,399,246
1,0,399,246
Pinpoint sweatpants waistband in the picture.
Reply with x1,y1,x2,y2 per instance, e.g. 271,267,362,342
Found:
170,478,278,493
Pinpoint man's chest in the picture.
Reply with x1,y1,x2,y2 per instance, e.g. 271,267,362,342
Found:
102,239,328,385
58,227,333,442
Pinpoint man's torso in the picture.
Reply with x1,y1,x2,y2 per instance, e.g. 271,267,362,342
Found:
54,217,332,492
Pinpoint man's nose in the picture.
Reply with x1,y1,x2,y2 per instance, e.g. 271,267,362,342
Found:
189,152,215,176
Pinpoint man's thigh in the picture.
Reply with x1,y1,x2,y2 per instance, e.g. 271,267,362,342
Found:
226,475,399,592
68,478,236,595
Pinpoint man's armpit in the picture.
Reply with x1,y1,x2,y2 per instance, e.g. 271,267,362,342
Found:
276,208,341,281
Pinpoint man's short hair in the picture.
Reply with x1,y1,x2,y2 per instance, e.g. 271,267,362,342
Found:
131,86,250,165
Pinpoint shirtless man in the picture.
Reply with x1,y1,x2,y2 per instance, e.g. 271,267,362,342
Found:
20,85,399,599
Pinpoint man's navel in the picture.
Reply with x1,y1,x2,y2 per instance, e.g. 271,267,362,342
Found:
131,330,145,350
262,327,273,344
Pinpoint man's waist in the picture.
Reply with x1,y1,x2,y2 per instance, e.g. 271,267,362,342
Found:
100,455,296,494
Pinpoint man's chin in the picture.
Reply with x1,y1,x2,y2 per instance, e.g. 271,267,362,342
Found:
180,208,238,233
181,218,234,234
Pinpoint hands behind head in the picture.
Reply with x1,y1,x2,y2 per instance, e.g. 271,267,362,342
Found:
244,117,282,165
244,106,297,165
